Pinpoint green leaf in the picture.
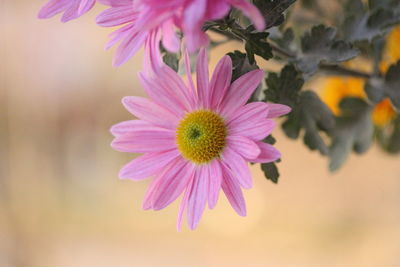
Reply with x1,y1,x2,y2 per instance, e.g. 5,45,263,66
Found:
261,162,280,183
272,28,295,52
365,61,400,110
161,51,180,72
282,91,336,155
243,31,273,64
252,0,296,29
227,50,259,82
328,98,374,171
343,0,400,42
264,64,304,107
297,25,359,75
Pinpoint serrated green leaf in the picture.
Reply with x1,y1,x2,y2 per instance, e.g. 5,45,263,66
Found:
243,31,273,64
273,28,294,51
365,61,400,110
329,98,374,171
264,64,304,107
252,0,296,29
282,91,336,155
228,50,259,82
297,25,359,75
261,162,280,183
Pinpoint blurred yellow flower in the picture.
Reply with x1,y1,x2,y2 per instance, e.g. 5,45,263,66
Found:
321,27,399,127
380,26,400,72
321,77,366,115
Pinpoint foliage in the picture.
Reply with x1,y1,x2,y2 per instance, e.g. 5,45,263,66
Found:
206,0,399,181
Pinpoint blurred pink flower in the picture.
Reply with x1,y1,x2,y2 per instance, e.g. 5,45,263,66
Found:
110,50,290,230
38,0,97,22
97,0,265,66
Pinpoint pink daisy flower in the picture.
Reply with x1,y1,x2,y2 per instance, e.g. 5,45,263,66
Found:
38,0,97,22
110,50,290,230
96,0,265,66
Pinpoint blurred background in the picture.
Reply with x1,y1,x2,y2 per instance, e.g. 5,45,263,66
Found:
1,1,400,266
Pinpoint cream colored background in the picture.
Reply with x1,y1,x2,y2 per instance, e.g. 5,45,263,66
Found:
1,1,400,267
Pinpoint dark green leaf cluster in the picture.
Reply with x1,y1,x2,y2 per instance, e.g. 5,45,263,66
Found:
203,0,400,182
265,66,335,155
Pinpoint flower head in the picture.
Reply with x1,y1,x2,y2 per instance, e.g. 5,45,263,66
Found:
97,0,265,66
111,50,290,230
38,0,97,22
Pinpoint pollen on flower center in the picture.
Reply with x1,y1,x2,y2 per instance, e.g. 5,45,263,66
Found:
176,110,227,164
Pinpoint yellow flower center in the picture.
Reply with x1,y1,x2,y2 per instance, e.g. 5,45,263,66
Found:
176,110,227,164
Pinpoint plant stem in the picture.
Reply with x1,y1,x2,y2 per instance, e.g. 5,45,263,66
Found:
269,43,372,79
210,23,373,79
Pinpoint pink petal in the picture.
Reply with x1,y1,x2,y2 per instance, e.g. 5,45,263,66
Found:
138,73,185,117
110,120,156,137
96,6,138,27
118,149,181,180
249,141,281,163
210,55,232,109
196,48,210,108
134,6,174,32
143,29,163,75
267,103,292,118
98,0,132,7
187,166,209,230
183,50,197,104
227,135,261,159
78,0,96,15
142,174,163,210
155,66,196,111
111,130,176,153
228,0,265,31
206,1,230,20
113,30,148,66
38,0,70,19
227,102,269,125
105,23,134,50
122,96,179,129
221,167,246,216
61,2,80,22
220,69,264,117
182,0,207,52
229,119,275,141
177,176,194,231
162,19,180,53
221,147,253,189
185,30,209,53
152,159,195,210
208,160,222,209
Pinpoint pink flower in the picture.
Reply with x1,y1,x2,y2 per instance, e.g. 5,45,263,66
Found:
110,50,290,230
38,0,97,22
97,0,265,66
